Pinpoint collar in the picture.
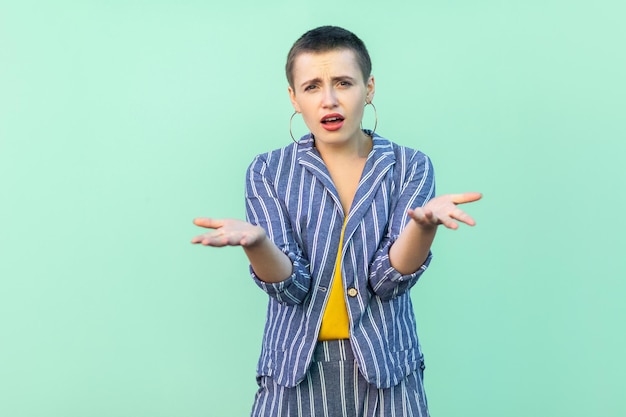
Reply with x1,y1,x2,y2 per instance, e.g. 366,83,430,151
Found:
295,132,397,227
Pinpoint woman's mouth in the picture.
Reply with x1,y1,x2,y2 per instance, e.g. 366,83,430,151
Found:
320,114,345,131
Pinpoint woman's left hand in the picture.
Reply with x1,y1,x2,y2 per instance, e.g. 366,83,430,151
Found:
408,192,482,230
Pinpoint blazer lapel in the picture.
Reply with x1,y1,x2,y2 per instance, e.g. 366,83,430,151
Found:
297,137,343,215
296,135,397,244
344,136,396,245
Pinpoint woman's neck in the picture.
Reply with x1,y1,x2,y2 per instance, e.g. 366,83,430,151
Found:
315,130,372,163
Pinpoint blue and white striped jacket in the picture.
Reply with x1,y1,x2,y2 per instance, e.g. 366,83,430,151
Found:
245,133,435,389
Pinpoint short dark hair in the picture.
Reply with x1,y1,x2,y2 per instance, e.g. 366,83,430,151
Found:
286,26,372,89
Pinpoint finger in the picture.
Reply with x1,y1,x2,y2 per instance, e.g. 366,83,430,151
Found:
408,208,439,225
240,235,257,247
439,215,459,230
201,234,230,247
191,231,215,244
240,232,259,247
408,208,426,222
193,217,224,229
449,192,483,205
450,208,477,226
423,209,439,224
191,231,219,245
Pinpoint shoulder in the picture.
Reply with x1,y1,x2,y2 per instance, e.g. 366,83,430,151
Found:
248,135,318,172
371,133,432,169
248,143,295,171
246,138,315,186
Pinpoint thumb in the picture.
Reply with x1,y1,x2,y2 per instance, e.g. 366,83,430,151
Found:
193,217,224,229
450,192,482,204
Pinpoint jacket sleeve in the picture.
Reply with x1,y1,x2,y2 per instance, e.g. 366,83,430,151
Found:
244,153,313,305
368,151,435,300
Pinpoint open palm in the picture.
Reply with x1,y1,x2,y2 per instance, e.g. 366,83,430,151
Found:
408,192,482,230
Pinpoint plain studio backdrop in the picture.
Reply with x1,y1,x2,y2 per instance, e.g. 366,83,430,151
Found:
1,1,624,416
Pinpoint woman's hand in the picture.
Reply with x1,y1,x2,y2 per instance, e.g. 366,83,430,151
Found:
191,218,267,247
191,218,293,283
408,192,482,230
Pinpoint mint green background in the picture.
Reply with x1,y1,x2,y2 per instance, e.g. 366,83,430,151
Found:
1,1,625,416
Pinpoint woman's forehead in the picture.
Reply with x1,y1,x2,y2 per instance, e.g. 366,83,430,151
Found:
292,49,362,80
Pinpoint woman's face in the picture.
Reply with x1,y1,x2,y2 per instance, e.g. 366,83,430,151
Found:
288,48,375,148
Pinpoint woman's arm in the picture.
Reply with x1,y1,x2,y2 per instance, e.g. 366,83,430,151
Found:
388,192,482,275
190,153,314,305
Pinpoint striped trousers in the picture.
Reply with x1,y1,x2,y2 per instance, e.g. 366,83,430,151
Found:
251,340,430,417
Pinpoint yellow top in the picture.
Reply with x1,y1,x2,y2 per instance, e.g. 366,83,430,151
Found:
318,221,350,341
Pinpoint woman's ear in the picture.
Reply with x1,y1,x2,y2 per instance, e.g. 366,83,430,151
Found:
366,75,376,103
288,86,301,113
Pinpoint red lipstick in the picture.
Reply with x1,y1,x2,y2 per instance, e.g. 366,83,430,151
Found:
320,113,345,131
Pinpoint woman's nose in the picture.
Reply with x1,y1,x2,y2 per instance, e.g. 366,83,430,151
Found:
321,87,338,108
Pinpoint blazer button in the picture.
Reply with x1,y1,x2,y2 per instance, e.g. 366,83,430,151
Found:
347,288,358,297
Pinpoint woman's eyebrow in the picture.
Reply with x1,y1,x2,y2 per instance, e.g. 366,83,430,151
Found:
332,75,356,83
300,77,322,88
299,75,356,88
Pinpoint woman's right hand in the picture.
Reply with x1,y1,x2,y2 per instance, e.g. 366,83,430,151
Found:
191,218,267,248
192,218,293,283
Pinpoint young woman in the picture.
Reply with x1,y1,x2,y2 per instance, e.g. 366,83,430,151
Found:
192,26,481,417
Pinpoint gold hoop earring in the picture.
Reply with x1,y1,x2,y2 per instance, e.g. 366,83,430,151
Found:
362,101,378,137
289,111,300,144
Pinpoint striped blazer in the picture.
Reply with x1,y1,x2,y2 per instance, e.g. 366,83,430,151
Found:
245,133,435,389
